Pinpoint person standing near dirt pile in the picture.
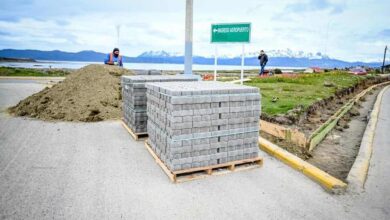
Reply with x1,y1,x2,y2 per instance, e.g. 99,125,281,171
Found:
258,50,268,76
104,48,123,67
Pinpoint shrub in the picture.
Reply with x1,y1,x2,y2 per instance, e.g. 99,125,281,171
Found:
274,68,282,74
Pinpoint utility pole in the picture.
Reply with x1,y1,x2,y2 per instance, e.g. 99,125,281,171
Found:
184,0,193,75
116,25,121,48
382,45,387,74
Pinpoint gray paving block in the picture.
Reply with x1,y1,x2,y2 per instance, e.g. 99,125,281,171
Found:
146,81,261,171
122,75,199,133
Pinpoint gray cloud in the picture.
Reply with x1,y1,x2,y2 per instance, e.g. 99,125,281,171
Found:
55,20,70,26
379,29,390,38
1,0,34,8
246,4,263,14
359,29,390,41
0,31,11,36
0,0,387,62
0,0,183,22
285,0,346,14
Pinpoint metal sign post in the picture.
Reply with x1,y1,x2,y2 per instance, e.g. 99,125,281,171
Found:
116,25,121,48
210,23,251,82
214,45,218,81
241,44,245,85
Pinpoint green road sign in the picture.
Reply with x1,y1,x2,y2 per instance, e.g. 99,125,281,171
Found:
211,23,251,43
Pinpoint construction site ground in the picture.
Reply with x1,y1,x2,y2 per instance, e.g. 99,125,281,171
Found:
307,88,382,180
1,78,390,219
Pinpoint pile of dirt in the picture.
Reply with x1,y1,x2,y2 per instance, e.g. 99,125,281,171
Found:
9,64,134,122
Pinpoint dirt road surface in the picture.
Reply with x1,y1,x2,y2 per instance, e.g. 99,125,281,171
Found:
0,79,389,219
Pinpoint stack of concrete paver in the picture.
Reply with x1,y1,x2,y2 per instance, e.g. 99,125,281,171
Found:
133,70,162,75
146,81,261,171
121,75,199,134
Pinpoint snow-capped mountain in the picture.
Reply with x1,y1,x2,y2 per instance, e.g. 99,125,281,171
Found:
129,49,381,68
247,48,330,60
138,49,330,60
137,50,173,58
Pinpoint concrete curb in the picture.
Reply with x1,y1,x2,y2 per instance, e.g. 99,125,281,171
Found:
346,85,390,193
259,137,347,194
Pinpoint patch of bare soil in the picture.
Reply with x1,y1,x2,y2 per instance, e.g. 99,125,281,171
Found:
261,86,383,180
262,76,389,136
298,77,386,135
260,76,389,180
8,64,133,122
260,131,310,159
307,88,381,180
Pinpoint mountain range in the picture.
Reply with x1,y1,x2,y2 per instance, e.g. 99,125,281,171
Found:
0,49,382,68
139,48,331,59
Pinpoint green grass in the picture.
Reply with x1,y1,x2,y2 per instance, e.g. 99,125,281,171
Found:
0,67,69,77
217,76,239,82
244,71,366,116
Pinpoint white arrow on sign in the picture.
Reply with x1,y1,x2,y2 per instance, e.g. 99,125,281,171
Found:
213,29,219,33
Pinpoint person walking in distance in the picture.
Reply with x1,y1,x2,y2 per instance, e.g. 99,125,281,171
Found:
258,50,268,76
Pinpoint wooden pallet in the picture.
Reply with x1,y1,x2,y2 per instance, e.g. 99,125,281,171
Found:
121,120,148,141
144,140,263,183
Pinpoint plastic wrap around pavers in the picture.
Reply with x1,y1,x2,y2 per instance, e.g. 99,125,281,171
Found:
146,81,261,171
121,75,200,134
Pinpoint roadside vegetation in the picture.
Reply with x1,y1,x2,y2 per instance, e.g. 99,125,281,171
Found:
0,67,70,77
245,71,372,116
216,76,239,82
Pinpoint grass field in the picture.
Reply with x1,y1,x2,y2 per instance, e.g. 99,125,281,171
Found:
0,67,69,77
245,72,368,116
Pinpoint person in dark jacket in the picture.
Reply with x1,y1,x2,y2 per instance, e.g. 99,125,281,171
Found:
104,48,123,67
258,50,268,76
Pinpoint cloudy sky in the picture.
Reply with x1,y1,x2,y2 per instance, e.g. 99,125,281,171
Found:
0,0,389,62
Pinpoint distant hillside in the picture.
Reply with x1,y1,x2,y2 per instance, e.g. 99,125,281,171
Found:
0,57,36,62
0,49,382,68
0,49,106,62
